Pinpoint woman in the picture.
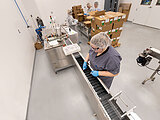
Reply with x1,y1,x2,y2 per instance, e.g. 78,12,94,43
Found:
83,32,122,89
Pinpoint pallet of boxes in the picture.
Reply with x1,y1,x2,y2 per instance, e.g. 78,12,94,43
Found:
90,11,126,48
72,5,85,22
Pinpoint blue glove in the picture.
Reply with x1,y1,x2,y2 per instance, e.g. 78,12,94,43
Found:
84,13,87,15
83,62,87,70
91,71,99,77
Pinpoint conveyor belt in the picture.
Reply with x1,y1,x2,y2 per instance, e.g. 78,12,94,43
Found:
75,55,130,120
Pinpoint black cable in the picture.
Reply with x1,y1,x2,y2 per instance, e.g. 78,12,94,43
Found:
145,66,160,75
137,62,160,75
146,66,160,71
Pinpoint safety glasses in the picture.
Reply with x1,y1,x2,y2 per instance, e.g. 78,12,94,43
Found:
91,46,99,51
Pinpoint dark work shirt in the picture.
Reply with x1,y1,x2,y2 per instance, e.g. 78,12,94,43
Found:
89,46,122,88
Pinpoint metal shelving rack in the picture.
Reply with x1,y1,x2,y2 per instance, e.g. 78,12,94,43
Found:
104,0,119,12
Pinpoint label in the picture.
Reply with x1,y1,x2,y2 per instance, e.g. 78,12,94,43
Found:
105,19,109,23
115,30,118,32
118,17,121,19
100,15,105,18
117,37,120,39
119,27,123,30
105,31,108,34
122,15,126,19
118,19,121,22
91,18,95,21
102,21,105,26
112,29,116,32
110,19,113,21
99,27,102,30
114,17,118,21
92,28,95,31
108,30,112,34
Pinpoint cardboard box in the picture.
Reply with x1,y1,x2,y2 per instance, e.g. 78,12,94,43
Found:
104,13,114,25
94,29,101,34
75,15,78,19
73,10,80,14
72,6,77,10
91,21,96,29
123,10,129,22
119,3,132,11
89,11,97,16
86,16,94,21
111,38,119,46
91,29,102,37
77,13,83,16
91,26,96,33
119,3,132,22
107,30,112,36
76,5,82,10
91,30,96,37
84,21,91,28
113,21,123,29
78,16,84,22
35,42,43,50
119,7,123,13
96,24,113,32
105,12,126,23
95,10,105,17
79,8,83,12
115,12,126,23
95,15,111,27
112,30,122,38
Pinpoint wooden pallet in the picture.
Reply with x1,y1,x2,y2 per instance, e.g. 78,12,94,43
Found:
112,42,121,48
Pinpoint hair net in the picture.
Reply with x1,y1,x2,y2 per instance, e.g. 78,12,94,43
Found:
68,10,72,15
90,32,111,49
94,1,99,5
87,3,91,6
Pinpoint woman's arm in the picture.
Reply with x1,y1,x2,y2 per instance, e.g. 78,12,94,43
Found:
85,53,89,62
99,71,118,77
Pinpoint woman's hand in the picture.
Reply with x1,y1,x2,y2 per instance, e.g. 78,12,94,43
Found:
83,62,87,70
91,71,99,77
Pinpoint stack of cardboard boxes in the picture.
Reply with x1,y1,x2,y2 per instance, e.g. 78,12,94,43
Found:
72,5,84,22
91,11,126,47
119,3,132,22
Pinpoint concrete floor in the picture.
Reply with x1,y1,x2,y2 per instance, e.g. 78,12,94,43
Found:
27,22,160,120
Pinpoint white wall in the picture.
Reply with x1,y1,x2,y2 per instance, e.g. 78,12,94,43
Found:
34,0,105,25
119,0,140,21
0,0,36,120
21,0,41,40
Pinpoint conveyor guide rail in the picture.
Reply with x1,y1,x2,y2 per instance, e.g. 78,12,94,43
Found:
75,55,129,120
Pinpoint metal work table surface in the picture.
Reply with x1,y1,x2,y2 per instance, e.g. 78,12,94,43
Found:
44,38,75,73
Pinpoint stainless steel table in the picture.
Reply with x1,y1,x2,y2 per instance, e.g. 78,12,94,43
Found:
44,39,75,73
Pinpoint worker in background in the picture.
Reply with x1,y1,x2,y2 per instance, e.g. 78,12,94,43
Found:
86,3,93,14
93,1,101,11
35,25,46,45
36,16,44,27
83,32,122,89
67,10,78,31
66,10,81,44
